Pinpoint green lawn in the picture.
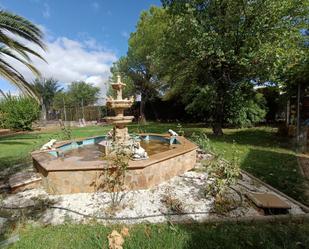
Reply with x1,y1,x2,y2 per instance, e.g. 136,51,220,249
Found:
0,123,307,203
128,123,307,205
0,126,112,180
0,123,308,248
9,221,309,249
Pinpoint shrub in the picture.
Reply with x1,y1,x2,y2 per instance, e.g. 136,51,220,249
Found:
226,92,267,128
0,96,40,130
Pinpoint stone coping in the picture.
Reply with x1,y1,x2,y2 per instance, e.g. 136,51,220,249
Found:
32,134,198,172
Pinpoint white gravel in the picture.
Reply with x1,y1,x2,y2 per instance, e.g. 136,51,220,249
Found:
2,169,305,225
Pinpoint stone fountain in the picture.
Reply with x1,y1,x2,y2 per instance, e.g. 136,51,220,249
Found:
99,76,134,154
31,75,198,194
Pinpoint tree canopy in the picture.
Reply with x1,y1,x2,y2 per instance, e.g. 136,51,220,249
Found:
53,81,100,110
110,1,308,133
110,6,170,122
33,77,62,112
157,0,307,134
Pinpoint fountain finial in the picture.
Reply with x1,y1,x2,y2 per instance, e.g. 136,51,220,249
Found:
117,74,121,84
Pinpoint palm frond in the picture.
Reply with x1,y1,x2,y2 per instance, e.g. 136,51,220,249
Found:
0,10,46,99
0,10,45,49
0,31,47,62
0,59,39,100
0,46,41,77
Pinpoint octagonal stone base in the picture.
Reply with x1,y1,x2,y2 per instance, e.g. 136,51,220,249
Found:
32,135,197,194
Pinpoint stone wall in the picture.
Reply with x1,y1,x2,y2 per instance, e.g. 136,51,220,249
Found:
37,149,197,194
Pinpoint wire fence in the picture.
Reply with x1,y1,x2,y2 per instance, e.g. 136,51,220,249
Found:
45,105,107,122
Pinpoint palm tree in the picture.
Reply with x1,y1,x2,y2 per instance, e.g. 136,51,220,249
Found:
33,77,62,119
0,10,46,99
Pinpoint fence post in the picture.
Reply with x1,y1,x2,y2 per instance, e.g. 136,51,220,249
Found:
62,97,67,122
82,98,85,120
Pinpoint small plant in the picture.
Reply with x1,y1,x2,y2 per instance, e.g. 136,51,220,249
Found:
96,143,130,213
190,132,213,152
161,189,184,214
204,142,241,212
60,124,72,140
176,123,184,136
191,132,241,213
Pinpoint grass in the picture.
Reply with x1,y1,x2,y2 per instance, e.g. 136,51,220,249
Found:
0,122,308,248
128,123,307,205
0,123,307,203
0,126,111,180
9,221,309,249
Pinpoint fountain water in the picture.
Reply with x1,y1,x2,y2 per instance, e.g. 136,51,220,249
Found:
32,75,198,194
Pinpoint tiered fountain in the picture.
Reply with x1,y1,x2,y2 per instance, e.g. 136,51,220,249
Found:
32,75,197,194
105,75,134,145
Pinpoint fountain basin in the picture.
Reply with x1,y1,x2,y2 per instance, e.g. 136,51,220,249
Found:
106,100,134,110
32,134,197,194
105,116,134,125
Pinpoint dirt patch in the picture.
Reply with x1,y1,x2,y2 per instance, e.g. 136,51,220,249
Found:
0,129,29,138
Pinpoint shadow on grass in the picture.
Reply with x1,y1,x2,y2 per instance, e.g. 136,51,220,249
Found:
0,140,32,146
242,148,308,205
0,133,43,141
193,128,291,150
0,156,32,181
0,198,57,243
178,221,309,249
130,123,291,150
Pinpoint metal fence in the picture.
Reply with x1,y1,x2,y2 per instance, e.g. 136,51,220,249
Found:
46,105,107,122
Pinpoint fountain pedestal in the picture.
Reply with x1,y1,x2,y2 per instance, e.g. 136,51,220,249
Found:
102,76,134,152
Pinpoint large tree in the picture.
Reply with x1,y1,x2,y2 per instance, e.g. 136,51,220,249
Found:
112,6,169,123
109,58,135,99
67,81,100,107
33,77,62,118
159,0,307,135
0,10,45,98
53,82,100,120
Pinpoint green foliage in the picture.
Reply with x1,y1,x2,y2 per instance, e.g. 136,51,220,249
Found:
53,91,70,110
60,125,72,140
190,132,212,152
226,92,267,128
53,82,100,110
109,58,135,99
204,145,241,199
176,123,184,136
191,131,241,213
0,10,45,98
156,0,308,134
0,96,40,130
33,77,62,112
111,7,170,121
97,144,130,212
68,81,100,107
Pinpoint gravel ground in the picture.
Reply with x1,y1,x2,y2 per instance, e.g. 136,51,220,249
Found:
2,168,305,225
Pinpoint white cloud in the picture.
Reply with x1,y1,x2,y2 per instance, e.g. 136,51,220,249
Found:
4,34,117,98
91,2,100,11
42,3,50,18
121,31,129,39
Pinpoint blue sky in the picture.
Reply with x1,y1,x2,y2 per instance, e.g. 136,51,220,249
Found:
0,0,161,95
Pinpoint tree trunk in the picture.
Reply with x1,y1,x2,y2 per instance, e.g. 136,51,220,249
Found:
212,89,224,136
139,94,146,124
212,122,223,136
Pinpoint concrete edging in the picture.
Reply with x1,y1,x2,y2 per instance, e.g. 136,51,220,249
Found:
241,170,309,213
